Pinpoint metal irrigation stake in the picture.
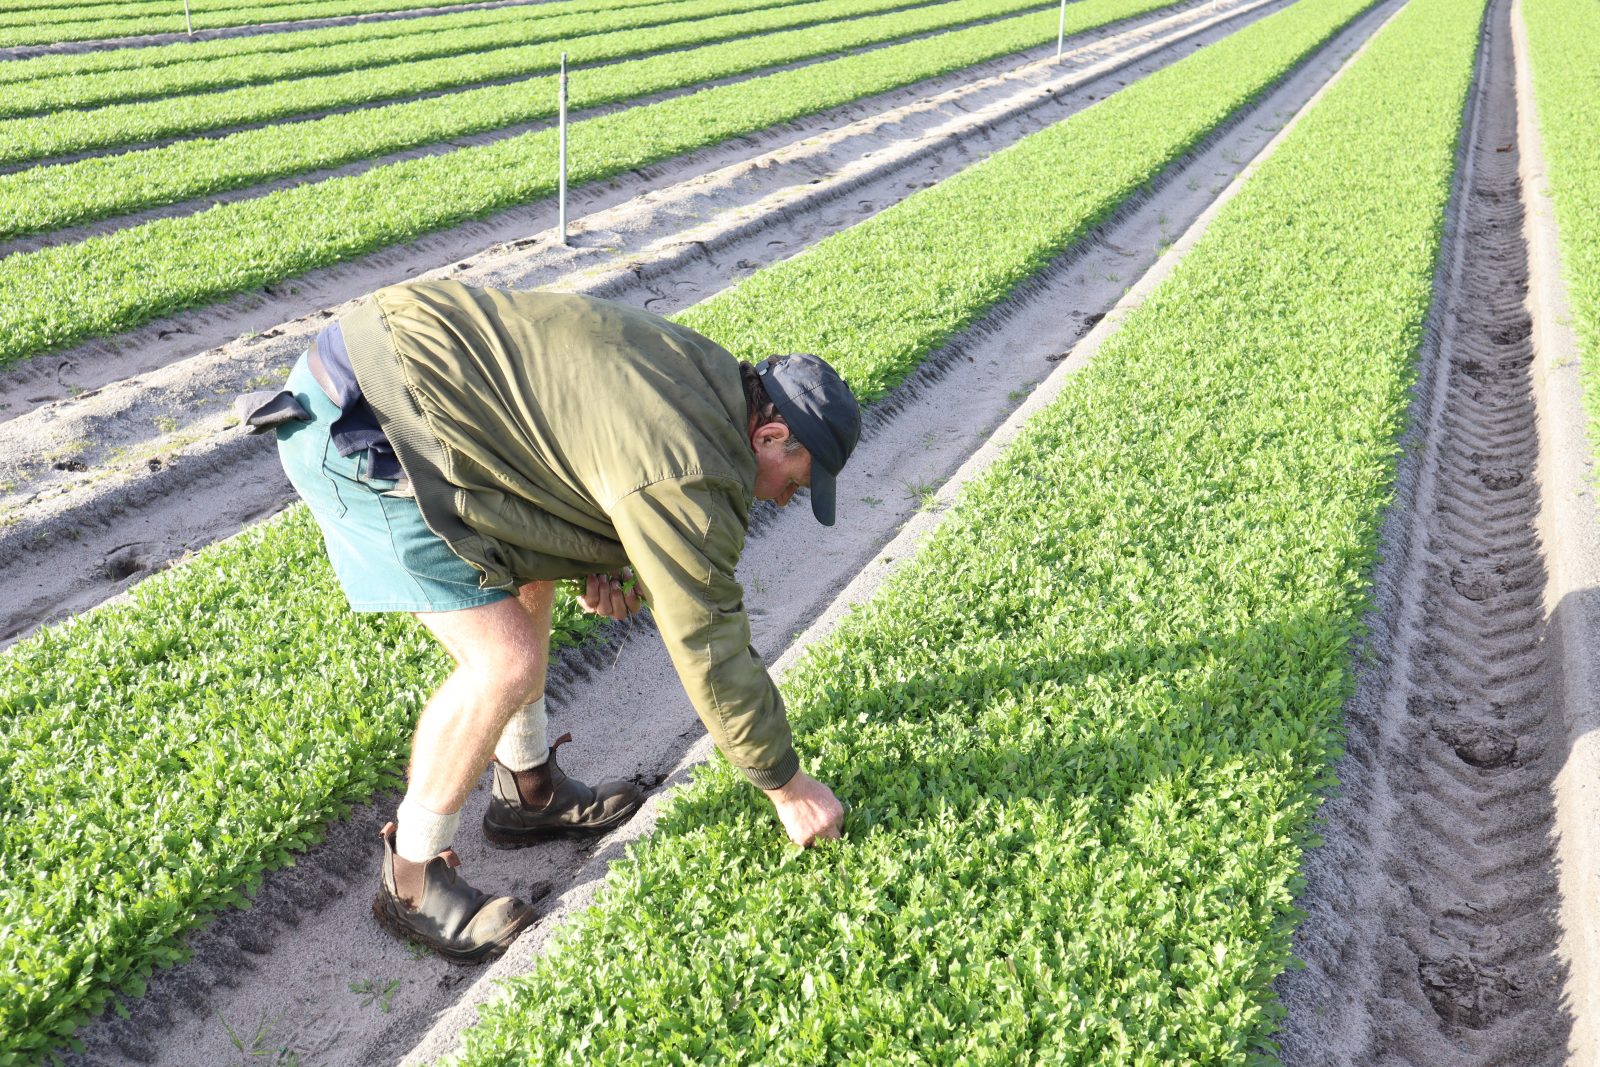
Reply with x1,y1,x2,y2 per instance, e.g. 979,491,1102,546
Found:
558,52,569,246
183,0,193,36
1056,0,1067,60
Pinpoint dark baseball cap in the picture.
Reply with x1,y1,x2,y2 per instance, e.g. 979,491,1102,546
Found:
755,353,861,526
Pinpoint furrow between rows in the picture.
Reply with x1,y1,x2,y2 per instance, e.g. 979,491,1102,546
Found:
1277,0,1575,1061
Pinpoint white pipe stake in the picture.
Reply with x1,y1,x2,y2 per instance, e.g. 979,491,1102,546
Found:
1056,0,1066,60
558,52,569,246
183,0,193,35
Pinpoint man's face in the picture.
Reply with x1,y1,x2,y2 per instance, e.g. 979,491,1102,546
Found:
751,423,812,508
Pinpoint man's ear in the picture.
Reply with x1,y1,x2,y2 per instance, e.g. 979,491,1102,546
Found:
753,422,791,448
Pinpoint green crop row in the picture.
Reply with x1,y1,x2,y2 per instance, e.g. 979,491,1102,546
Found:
0,0,1025,237
0,0,1379,1054
455,0,1487,1060
0,0,818,118
0,0,1044,164
1522,0,1600,470
0,0,1044,240
0,0,683,86
4,0,474,19
0,0,1172,367
678,0,1377,400
0,0,563,48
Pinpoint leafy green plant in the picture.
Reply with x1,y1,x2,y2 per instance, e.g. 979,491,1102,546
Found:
1522,0,1600,472
0,0,603,48
450,0,1486,1059
0,0,692,87
217,1007,298,1062
348,977,402,1013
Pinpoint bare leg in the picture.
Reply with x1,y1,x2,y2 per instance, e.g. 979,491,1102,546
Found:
369,584,562,962
513,580,557,679
406,581,555,816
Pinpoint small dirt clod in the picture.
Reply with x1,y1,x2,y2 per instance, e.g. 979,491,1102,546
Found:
1477,466,1523,489
1434,720,1518,768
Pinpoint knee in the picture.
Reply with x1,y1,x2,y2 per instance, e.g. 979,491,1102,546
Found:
502,650,545,701
454,637,544,702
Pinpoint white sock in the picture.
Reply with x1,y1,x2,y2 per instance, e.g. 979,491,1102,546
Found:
493,694,550,772
395,796,461,863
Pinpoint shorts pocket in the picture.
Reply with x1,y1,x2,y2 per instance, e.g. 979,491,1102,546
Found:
317,436,351,519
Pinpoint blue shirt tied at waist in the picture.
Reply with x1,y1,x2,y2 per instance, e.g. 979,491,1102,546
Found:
234,320,403,483
314,320,403,482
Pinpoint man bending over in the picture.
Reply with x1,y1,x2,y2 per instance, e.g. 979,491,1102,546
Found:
243,281,860,963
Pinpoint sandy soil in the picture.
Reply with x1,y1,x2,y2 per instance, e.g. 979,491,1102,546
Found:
0,0,1263,647
39,3,1407,1062
1275,0,1600,1062
1514,0,1600,1049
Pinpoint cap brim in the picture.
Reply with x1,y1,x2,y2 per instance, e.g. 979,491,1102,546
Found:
809,463,837,526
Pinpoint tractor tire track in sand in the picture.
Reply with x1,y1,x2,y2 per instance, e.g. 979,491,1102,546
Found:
1277,0,1580,1061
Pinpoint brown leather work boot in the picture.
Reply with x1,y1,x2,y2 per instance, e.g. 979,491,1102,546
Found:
482,732,644,848
372,822,534,965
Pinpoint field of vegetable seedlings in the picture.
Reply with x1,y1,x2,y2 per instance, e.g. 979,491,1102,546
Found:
4,0,1600,1062
0,0,1184,365
4,1,1386,1055
0,0,555,50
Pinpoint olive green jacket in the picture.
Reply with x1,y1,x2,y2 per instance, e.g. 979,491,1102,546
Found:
342,281,798,790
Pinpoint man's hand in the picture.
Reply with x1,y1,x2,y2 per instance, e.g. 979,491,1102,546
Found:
576,568,643,620
762,771,844,847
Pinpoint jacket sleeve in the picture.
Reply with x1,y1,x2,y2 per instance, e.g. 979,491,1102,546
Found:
608,475,800,790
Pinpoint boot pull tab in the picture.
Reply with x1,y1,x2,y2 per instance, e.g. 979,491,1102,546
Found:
439,848,462,869
380,820,397,839
550,732,574,752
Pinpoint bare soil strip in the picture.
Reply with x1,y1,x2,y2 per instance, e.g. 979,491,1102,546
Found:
1515,0,1600,1050
0,0,558,63
0,0,1274,647
1276,0,1596,1061
46,6,1401,1062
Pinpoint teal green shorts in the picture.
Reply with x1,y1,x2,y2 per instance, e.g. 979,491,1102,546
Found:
275,354,511,614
